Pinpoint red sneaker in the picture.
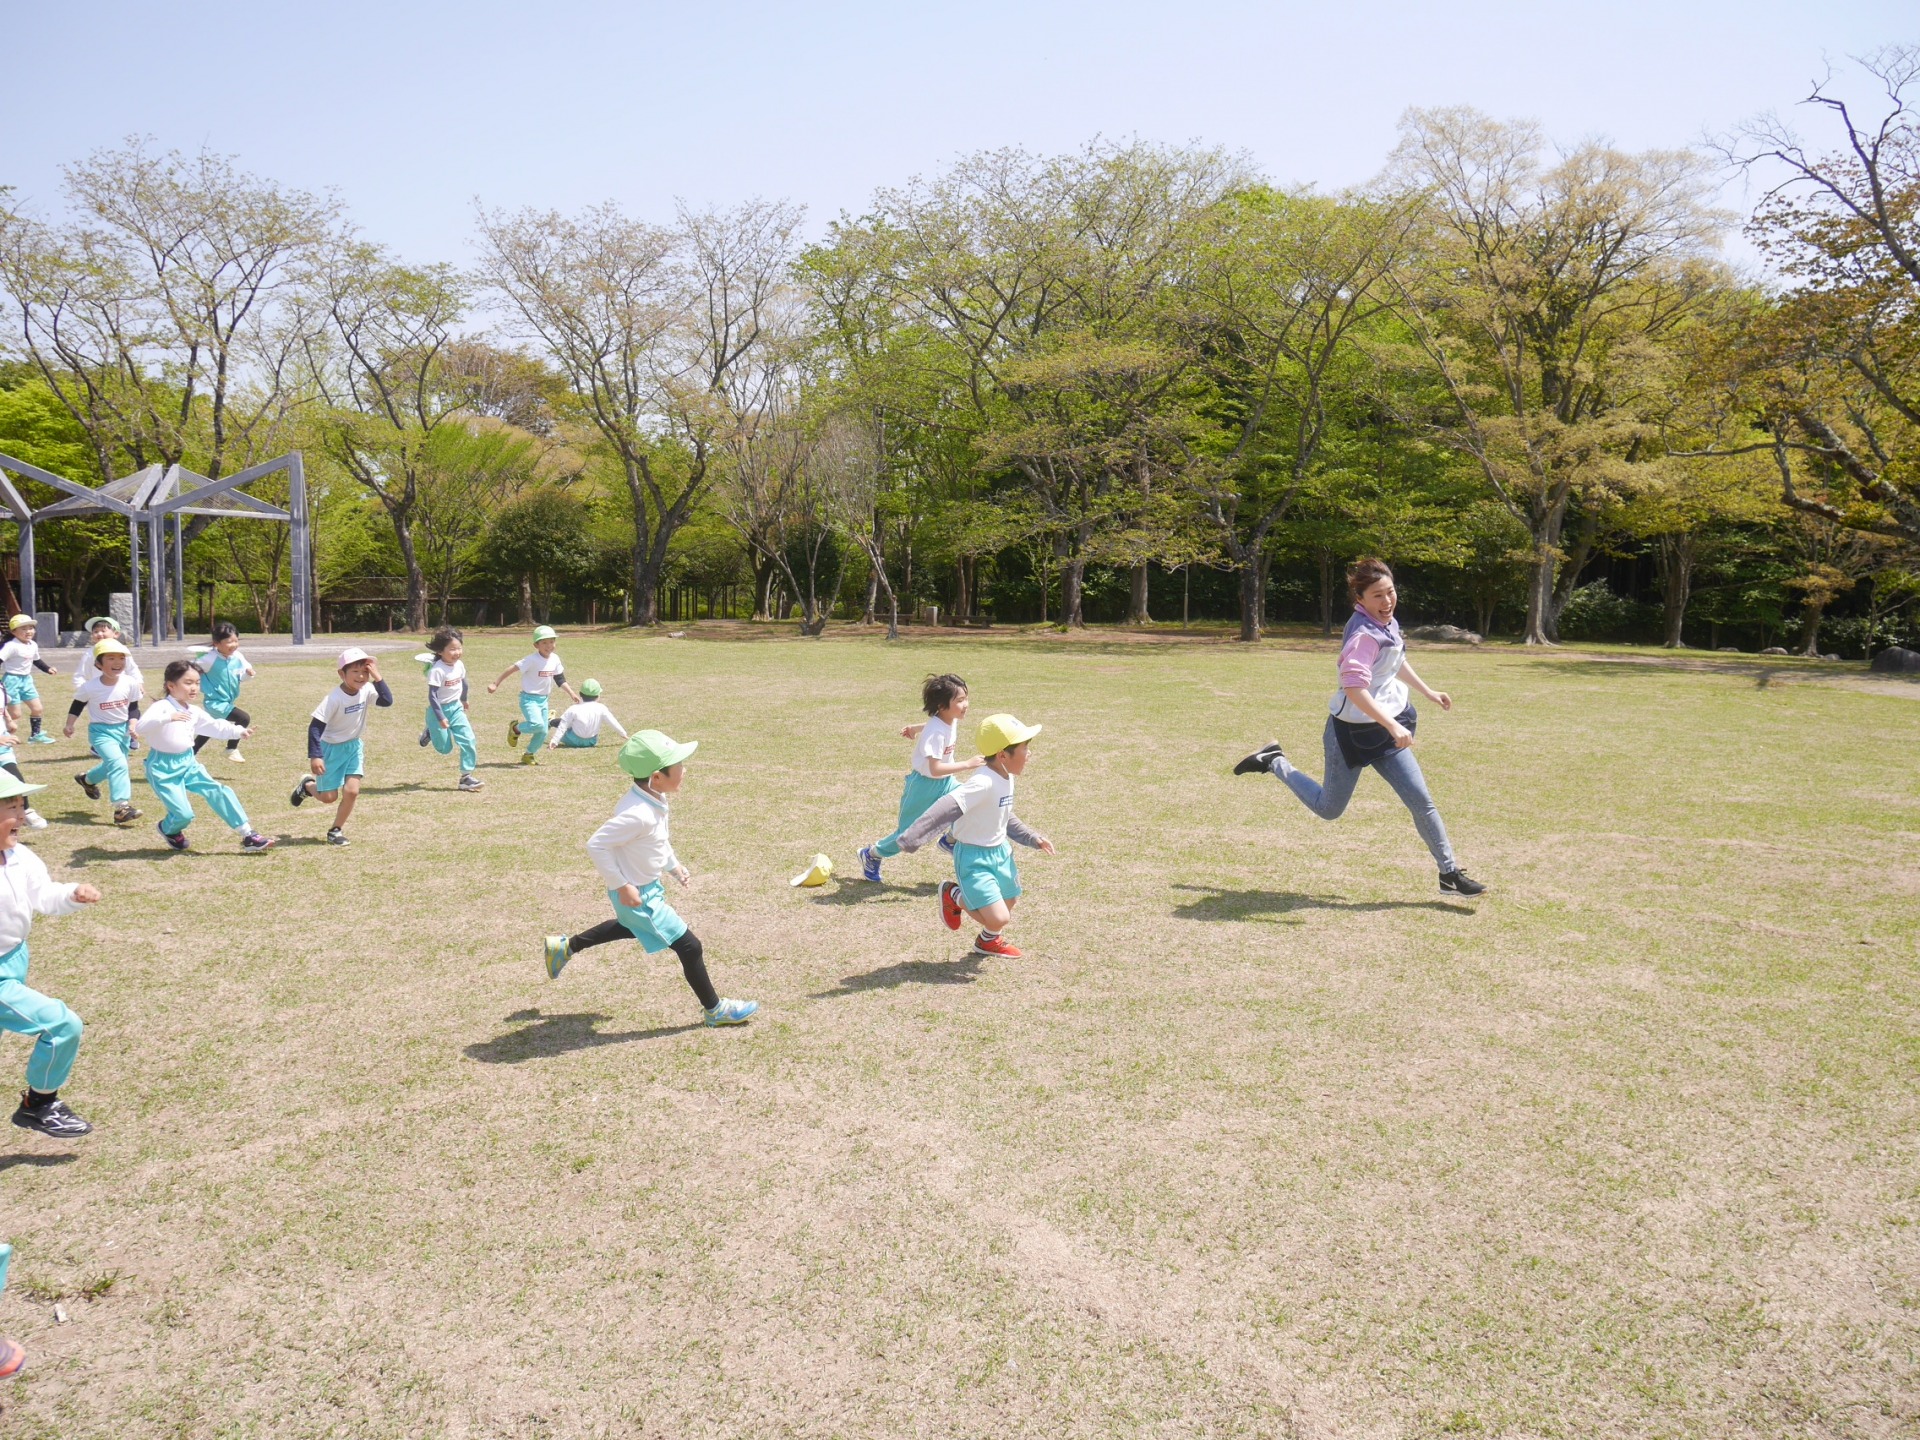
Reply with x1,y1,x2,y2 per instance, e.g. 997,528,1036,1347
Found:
939,881,964,931
974,934,1022,959
0,1334,24,1379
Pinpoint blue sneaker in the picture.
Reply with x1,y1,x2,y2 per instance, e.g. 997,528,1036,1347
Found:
703,998,758,1027
857,845,882,883
938,832,957,854
544,934,570,980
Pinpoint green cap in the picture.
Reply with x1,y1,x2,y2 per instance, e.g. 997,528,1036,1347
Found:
532,625,557,643
86,616,120,633
579,678,602,699
0,769,46,800
618,729,697,780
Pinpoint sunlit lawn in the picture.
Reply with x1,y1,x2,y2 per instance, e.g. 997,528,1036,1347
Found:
0,625,1912,1438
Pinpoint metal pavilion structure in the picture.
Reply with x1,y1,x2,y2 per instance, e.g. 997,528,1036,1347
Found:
0,452,311,646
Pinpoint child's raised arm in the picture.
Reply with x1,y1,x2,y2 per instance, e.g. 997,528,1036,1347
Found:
926,754,986,779
486,663,519,693
901,721,926,740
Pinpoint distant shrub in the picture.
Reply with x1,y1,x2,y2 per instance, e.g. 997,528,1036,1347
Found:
1557,582,1655,641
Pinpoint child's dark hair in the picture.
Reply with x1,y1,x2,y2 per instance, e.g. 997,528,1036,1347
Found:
210,621,237,643
1347,556,1394,602
922,673,967,716
163,659,194,688
429,625,462,656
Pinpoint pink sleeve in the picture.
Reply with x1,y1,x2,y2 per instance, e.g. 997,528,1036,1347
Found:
1338,632,1381,690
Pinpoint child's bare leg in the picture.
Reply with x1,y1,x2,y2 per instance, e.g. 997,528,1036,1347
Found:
966,897,1014,933
332,775,360,829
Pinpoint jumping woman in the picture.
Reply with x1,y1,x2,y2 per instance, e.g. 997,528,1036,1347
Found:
1235,556,1486,896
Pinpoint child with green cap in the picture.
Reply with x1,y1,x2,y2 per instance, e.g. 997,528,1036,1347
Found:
65,639,144,826
0,765,102,1139
546,679,628,750
543,729,758,1027
487,625,579,765
897,713,1054,959
419,626,482,791
2,615,58,745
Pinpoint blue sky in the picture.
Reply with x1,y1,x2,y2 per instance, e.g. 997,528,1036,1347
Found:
3,1,1910,265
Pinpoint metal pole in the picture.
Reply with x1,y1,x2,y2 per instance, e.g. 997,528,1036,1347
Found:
17,519,34,617
289,453,310,645
172,514,185,640
147,515,165,648
128,519,142,647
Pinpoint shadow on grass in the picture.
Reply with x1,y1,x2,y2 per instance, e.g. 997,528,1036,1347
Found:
1538,657,1862,690
67,844,176,865
0,1152,77,1172
357,782,426,796
805,880,942,906
464,1009,701,1064
811,952,986,997
1172,884,1473,922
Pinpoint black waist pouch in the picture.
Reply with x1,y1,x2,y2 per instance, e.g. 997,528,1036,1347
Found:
1332,704,1418,769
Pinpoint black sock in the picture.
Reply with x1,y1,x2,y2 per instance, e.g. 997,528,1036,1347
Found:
29,717,41,736
670,932,720,1011
569,918,629,954
23,1089,54,1110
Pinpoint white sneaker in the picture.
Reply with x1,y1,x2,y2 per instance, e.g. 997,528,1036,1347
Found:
229,750,246,764
23,808,46,830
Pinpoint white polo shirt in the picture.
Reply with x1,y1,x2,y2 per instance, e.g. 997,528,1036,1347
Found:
312,684,380,744
516,651,564,696
948,766,1015,848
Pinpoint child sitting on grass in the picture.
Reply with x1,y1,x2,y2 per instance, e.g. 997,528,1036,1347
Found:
191,622,255,763
419,627,482,792
546,679,628,750
543,730,757,1028
1,615,58,745
66,639,143,826
134,661,275,853
488,625,578,765
291,648,392,847
897,713,1054,959
0,767,101,1139
858,672,981,883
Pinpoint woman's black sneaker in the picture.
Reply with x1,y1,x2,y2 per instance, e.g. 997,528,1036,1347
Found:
1439,870,1487,897
1233,743,1285,776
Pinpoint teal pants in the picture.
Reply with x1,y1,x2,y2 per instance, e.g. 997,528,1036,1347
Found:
557,729,598,748
86,721,133,805
428,696,478,772
516,694,550,756
874,772,959,858
0,943,82,1093
146,748,250,836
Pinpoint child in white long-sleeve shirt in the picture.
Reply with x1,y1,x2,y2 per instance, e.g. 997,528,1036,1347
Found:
542,730,757,1027
546,679,628,750
0,767,101,1138
135,660,275,853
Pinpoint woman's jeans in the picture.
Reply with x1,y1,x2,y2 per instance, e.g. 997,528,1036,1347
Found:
1276,717,1457,871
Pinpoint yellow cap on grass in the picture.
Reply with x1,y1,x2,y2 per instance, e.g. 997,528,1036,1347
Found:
975,714,1042,758
789,853,834,888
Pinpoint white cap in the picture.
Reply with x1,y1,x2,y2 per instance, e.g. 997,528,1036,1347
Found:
337,647,374,669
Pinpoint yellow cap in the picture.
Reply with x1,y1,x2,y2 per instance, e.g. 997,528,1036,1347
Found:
92,638,130,659
975,713,1042,757
7,615,32,632
789,853,834,888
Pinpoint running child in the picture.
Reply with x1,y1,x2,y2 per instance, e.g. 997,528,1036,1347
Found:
419,627,482,791
0,708,47,831
897,714,1054,958
546,679,628,751
2,615,58,745
0,1242,22,1378
857,672,982,883
70,616,144,692
487,625,578,764
543,730,758,1027
66,639,143,826
191,622,254,763
290,647,392,846
0,766,101,1139
133,661,275,853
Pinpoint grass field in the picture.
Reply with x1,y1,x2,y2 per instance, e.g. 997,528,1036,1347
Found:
0,626,1913,1439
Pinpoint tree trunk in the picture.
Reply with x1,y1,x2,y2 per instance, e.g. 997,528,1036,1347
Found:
1236,560,1261,643
1255,553,1271,631
1800,601,1827,656
1317,547,1335,635
393,515,429,633
1522,555,1555,645
1545,507,1599,642
1060,560,1086,628
1128,563,1150,624
752,555,777,622
1656,533,1693,649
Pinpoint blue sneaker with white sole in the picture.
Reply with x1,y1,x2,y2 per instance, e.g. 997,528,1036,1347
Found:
857,845,882,883
938,832,956,854
703,998,758,1027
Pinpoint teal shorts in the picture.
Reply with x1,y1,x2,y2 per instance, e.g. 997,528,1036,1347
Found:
609,882,688,954
317,737,364,793
954,841,1020,911
3,674,37,705
557,730,598,748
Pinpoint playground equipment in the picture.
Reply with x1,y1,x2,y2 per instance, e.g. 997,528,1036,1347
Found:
0,453,311,646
